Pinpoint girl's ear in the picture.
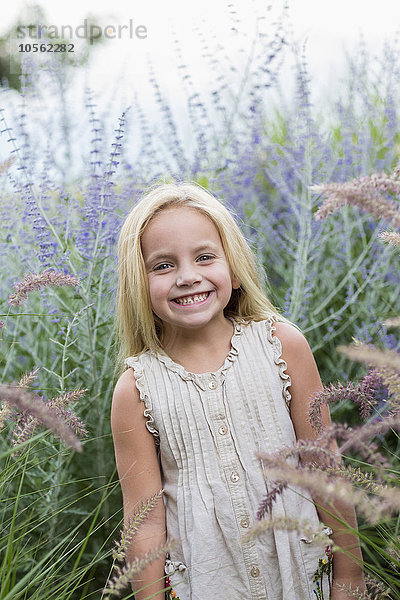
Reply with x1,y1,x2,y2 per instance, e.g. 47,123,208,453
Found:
232,275,241,290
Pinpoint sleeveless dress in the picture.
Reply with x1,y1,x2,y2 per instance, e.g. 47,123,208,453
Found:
125,316,332,600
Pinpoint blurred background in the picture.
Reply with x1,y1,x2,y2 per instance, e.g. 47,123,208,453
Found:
1,0,400,148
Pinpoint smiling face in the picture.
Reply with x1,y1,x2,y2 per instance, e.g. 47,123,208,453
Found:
141,206,240,342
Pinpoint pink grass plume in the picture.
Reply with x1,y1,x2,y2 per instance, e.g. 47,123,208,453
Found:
8,270,80,306
0,383,84,452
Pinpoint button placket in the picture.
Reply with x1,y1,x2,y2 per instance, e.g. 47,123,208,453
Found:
206,372,264,597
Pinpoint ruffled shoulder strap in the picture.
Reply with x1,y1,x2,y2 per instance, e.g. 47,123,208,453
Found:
264,315,292,411
124,355,160,443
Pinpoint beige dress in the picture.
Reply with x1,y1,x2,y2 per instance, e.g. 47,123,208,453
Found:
125,316,332,600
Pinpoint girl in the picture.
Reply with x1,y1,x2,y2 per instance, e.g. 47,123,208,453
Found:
111,182,366,600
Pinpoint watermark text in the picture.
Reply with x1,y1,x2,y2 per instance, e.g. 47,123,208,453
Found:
16,19,147,44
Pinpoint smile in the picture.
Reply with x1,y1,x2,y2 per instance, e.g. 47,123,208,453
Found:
172,291,211,306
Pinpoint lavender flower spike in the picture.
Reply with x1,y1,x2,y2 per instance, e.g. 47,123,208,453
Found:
0,383,83,452
8,271,80,306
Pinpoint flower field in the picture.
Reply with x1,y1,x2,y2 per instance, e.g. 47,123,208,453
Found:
0,23,399,600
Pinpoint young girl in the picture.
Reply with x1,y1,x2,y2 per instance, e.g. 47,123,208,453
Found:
111,182,366,600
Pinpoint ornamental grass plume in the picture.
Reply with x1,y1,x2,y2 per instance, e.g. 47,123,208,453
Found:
337,343,400,374
0,398,13,431
334,413,400,459
256,441,341,519
0,157,15,175
309,369,386,433
104,541,178,599
379,231,400,247
257,482,288,520
318,422,392,477
322,465,381,494
256,459,400,524
46,388,87,410
244,515,330,545
8,270,80,306
312,171,400,227
335,574,391,599
112,490,164,562
12,387,88,447
0,368,40,431
0,383,85,452
259,438,341,469
18,367,40,388
372,367,400,408
385,316,400,327
308,411,400,466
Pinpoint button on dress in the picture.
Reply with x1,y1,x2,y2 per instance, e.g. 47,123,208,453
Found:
125,316,332,600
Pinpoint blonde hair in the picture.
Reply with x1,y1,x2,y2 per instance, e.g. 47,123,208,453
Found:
114,181,292,376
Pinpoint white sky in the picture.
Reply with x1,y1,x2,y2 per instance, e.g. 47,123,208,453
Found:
1,0,400,166
4,0,400,89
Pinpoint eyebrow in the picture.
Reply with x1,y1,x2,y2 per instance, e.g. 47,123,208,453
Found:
145,243,219,265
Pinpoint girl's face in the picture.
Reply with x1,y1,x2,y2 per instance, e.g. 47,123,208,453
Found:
141,207,240,338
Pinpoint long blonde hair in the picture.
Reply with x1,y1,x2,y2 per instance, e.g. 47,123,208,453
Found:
114,181,291,376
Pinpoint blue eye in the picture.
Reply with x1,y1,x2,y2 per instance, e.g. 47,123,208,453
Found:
154,263,171,271
198,254,213,261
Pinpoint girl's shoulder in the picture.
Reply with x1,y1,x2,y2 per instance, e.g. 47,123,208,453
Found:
113,349,153,408
267,320,312,362
112,368,140,418
244,317,313,375
245,315,305,343
268,319,306,343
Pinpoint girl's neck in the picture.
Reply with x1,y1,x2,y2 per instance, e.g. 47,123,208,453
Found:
161,316,234,366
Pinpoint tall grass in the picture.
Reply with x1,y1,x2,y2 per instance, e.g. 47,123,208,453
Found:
0,24,399,598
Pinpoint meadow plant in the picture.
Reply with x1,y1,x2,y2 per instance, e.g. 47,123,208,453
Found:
112,490,164,563
104,542,177,599
379,231,400,247
251,154,400,598
8,270,80,306
0,382,85,451
103,490,175,599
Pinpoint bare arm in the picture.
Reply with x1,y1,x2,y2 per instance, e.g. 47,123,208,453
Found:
111,368,166,599
274,322,366,598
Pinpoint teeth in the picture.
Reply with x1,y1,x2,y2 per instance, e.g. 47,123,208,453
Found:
174,292,209,305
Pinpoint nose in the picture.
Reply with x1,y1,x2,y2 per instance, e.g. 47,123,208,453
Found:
176,262,202,287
